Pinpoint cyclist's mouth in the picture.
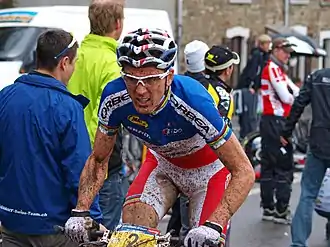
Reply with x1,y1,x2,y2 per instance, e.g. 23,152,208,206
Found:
137,98,150,106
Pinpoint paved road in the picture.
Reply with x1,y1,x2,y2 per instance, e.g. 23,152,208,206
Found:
158,172,329,247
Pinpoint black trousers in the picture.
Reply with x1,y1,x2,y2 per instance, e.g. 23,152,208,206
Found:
2,227,77,247
260,115,294,212
237,88,259,139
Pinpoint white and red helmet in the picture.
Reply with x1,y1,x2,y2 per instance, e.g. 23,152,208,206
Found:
117,28,177,70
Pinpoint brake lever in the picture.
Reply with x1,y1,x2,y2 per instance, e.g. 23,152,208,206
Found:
54,225,65,233
204,239,220,247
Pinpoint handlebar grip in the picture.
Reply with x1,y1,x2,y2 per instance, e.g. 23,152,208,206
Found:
89,230,104,241
53,225,103,241
169,236,182,247
53,225,65,233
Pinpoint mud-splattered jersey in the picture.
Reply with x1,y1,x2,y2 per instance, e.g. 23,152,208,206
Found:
98,75,232,159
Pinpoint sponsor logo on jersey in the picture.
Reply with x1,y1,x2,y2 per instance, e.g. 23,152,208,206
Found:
162,128,183,136
99,90,131,124
170,95,210,133
127,115,149,128
126,126,151,139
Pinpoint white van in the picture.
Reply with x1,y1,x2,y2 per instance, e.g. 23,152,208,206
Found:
0,6,176,90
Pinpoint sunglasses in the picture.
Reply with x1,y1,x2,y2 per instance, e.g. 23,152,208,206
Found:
54,36,77,60
120,70,170,87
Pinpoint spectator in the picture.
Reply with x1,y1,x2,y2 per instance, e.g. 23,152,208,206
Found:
280,68,330,246
67,0,129,231
236,34,272,139
204,45,240,128
0,29,102,247
184,40,210,87
259,37,299,224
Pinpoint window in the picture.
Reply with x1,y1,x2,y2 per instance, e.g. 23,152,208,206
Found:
0,27,38,61
305,57,312,77
290,0,309,4
323,39,330,68
224,26,250,88
225,37,242,88
320,0,330,6
319,30,330,69
229,0,252,3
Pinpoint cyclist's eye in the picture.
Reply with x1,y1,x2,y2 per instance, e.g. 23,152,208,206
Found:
124,76,137,84
144,77,160,85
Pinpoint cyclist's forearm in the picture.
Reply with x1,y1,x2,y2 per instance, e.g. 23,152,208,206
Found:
76,154,108,211
210,134,255,227
208,169,254,227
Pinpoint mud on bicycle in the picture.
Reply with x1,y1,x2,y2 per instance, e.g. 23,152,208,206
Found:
58,223,219,247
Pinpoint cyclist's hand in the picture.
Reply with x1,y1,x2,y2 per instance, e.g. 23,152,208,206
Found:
184,222,224,247
99,224,107,232
64,210,98,243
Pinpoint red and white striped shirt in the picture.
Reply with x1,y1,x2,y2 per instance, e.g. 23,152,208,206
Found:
261,60,299,117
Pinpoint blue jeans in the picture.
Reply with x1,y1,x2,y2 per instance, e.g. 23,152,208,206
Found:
290,151,330,247
99,170,129,231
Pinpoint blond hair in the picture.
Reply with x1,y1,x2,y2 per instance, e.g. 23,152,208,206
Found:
89,0,124,36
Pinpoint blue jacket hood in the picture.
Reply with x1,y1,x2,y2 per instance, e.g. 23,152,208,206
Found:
16,73,90,109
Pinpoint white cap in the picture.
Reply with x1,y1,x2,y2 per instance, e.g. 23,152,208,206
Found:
184,40,209,73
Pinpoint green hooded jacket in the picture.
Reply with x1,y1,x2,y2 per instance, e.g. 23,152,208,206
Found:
68,34,121,146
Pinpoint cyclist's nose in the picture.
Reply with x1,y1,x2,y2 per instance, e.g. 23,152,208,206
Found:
135,82,148,94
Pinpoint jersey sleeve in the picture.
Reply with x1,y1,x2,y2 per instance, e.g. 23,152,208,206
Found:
268,63,295,105
97,83,129,136
172,86,232,150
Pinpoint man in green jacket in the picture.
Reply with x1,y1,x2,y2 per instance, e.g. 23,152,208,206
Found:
68,0,129,231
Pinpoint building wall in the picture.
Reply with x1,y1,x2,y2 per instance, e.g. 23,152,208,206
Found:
182,0,330,48
181,0,330,81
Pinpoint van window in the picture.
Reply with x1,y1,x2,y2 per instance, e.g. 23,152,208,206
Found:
0,27,40,60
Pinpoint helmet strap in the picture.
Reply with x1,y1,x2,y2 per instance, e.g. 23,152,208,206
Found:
150,78,170,115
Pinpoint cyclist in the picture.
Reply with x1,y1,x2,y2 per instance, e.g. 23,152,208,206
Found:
64,28,255,247
204,45,240,128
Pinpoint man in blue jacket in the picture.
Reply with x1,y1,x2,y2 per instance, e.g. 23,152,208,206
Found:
0,29,102,247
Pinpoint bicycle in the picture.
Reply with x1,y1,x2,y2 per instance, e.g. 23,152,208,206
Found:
56,223,219,247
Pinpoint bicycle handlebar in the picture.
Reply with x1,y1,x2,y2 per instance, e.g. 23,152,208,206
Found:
54,226,219,247
168,237,218,247
54,225,104,241
89,230,105,239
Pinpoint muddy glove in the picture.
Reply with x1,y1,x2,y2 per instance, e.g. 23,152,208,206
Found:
64,210,99,243
184,221,225,247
